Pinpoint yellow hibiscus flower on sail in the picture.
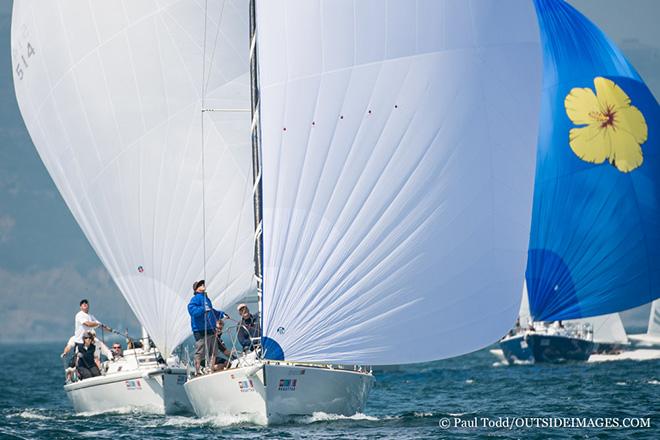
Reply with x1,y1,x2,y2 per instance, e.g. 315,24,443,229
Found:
564,76,648,173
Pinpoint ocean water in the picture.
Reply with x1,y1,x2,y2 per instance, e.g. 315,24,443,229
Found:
0,343,657,439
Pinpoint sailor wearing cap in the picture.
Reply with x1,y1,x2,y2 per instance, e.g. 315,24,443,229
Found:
72,298,112,363
74,299,110,345
76,331,102,379
187,280,228,375
237,303,261,351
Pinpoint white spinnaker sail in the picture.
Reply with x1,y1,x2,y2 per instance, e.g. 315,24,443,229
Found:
256,0,542,364
570,314,628,345
11,0,254,356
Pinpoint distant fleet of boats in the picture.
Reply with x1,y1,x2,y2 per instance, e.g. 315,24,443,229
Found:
10,0,659,423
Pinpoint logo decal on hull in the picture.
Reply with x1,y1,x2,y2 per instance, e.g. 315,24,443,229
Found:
125,379,142,390
278,379,297,391
238,379,254,392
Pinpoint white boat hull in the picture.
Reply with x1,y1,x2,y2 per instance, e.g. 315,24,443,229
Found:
184,363,374,424
64,367,192,415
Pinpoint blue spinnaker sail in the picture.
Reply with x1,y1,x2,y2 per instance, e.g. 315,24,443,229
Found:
528,0,660,321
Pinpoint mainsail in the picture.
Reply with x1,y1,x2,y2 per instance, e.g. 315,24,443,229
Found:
526,0,660,321
11,0,255,356
255,0,543,364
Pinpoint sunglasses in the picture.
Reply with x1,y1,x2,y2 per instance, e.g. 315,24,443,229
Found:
83,336,92,340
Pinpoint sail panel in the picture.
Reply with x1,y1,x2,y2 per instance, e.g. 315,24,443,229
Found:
649,300,660,337
527,0,660,321
11,0,254,356
257,0,542,364
519,281,531,327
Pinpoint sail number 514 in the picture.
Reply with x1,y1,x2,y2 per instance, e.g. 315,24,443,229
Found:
15,42,36,81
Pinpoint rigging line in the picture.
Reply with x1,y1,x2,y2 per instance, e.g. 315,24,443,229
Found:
203,0,228,94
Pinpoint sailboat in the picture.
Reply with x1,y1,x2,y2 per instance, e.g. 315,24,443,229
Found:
586,300,660,362
184,0,544,424
11,0,256,414
499,282,595,363
500,0,659,364
576,313,629,354
628,300,660,347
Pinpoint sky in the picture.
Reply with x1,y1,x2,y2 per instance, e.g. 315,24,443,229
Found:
0,1,659,343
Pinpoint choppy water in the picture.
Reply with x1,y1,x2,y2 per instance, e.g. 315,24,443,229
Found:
0,343,657,439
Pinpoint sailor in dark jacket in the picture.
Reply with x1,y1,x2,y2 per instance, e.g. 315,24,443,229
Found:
212,319,232,371
76,331,101,380
237,303,261,351
187,280,227,375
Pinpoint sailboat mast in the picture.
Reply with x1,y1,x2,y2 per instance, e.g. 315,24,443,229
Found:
249,0,264,316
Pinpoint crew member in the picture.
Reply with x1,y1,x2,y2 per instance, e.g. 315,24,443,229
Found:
237,303,260,351
213,320,232,371
187,280,228,375
73,299,110,351
111,343,124,360
76,331,102,379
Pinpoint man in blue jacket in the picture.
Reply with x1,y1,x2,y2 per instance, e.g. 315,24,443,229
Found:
188,280,228,375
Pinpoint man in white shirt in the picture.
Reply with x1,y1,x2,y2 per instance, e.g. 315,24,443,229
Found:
74,299,110,345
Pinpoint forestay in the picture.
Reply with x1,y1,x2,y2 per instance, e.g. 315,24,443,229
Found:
256,0,542,364
527,0,660,321
11,0,255,356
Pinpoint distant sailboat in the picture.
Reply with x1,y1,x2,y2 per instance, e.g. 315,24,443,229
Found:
585,304,660,362
500,0,659,364
11,0,255,413
184,0,543,424
629,300,660,347
574,313,629,353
